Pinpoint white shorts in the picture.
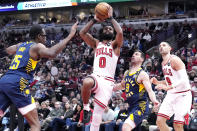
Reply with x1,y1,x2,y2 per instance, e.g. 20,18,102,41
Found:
158,90,192,124
90,74,114,109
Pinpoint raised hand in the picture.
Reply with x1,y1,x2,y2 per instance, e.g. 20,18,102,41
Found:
153,100,160,112
108,5,113,18
155,84,170,91
150,77,158,85
94,15,103,22
69,21,78,37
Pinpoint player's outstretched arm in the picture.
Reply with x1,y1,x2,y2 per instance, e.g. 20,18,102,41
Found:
113,80,125,91
113,70,128,91
108,7,123,49
141,72,159,105
150,77,167,86
79,17,99,49
35,21,78,59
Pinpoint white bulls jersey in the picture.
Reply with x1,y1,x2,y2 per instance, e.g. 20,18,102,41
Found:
162,56,191,93
93,42,118,78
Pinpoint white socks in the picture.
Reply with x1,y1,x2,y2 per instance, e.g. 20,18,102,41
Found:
90,103,104,131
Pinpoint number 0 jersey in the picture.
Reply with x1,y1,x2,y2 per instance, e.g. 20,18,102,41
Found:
6,41,39,82
93,42,118,78
162,55,191,93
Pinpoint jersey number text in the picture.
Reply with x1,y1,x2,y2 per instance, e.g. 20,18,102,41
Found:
9,55,22,69
99,57,106,68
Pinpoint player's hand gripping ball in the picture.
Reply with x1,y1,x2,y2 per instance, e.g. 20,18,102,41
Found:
95,2,112,21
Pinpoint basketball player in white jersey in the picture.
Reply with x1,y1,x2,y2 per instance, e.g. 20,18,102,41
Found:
79,6,123,131
151,42,192,131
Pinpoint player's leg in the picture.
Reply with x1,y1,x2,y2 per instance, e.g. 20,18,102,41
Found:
0,89,11,119
81,77,95,109
16,96,40,131
23,108,40,131
173,91,192,131
122,118,136,131
90,77,113,131
122,101,149,131
156,116,171,131
156,94,173,131
3,77,41,131
81,76,97,122
122,110,142,131
90,102,105,131
173,123,184,131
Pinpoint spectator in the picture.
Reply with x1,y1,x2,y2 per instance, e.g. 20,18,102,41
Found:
190,103,197,131
191,44,197,54
100,106,115,131
114,103,129,131
67,103,82,130
61,96,69,106
34,83,46,102
50,102,73,131
41,101,64,130
142,31,151,42
38,101,50,121
72,107,93,131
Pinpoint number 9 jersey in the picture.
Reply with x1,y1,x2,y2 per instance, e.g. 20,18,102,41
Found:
162,56,190,93
93,42,118,78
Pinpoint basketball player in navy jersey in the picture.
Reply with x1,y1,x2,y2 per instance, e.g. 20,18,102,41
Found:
80,6,123,131
0,21,78,131
114,50,159,131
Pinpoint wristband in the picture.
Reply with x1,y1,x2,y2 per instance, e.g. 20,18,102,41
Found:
92,18,97,24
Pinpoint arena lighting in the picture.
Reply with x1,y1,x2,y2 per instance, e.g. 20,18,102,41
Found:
188,34,192,38
17,0,77,10
78,11,86,20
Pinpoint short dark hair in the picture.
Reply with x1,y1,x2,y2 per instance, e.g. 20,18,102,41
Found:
134,49,145,60
29,24,43,40
161,41,172,47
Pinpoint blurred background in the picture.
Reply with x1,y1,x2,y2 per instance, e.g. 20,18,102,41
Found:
0,0,197,131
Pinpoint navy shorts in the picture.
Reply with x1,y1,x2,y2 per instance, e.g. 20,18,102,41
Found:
128,101,149,126
0,74,34,113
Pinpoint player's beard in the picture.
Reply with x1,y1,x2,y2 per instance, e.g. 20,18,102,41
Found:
100,32,114,40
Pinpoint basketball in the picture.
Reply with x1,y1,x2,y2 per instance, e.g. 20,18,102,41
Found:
95,2,111,20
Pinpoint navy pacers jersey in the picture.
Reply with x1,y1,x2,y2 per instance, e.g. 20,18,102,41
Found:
0,41,38,111
7,41,39,82
124,68,149,125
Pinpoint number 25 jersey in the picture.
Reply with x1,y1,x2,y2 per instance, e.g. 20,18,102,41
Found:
93,42,118,78
7,41,39,82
